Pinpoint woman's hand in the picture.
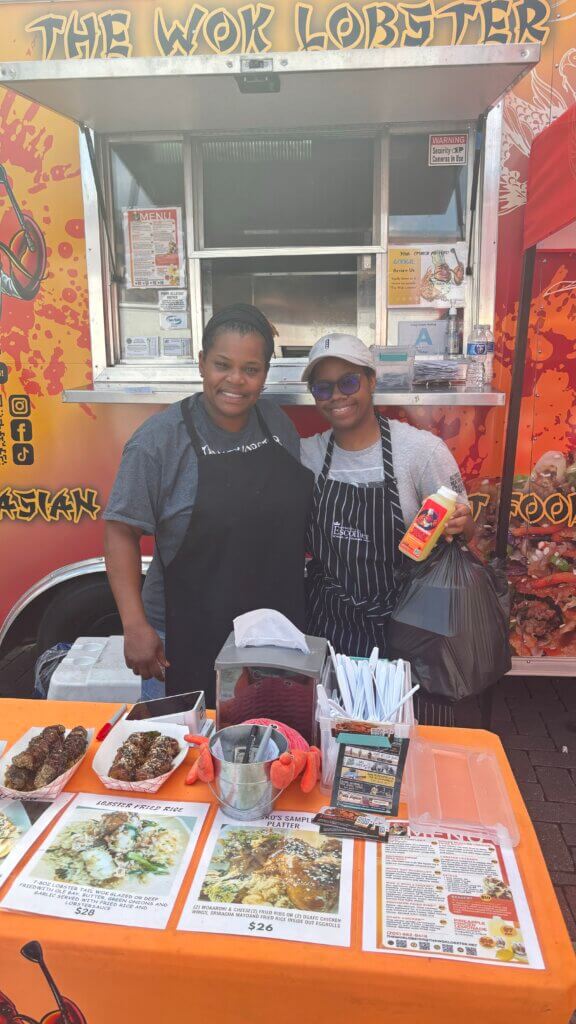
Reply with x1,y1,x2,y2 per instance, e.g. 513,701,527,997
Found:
124,621,170,682
445,503,475,542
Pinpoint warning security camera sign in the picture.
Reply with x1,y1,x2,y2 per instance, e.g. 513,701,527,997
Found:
428,134,469,167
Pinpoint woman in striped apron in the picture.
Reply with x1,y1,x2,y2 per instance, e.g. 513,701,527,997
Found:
300,334,475,726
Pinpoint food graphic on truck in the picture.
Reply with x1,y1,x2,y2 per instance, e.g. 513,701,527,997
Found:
0,164,46,317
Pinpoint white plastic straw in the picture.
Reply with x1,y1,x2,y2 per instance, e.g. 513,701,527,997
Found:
386,684,420,723
320,650,414,726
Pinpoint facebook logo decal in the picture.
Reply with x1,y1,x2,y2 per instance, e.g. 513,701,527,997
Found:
10,418,32,442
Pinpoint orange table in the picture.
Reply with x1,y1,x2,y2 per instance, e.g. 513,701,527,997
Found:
0,699,575,1024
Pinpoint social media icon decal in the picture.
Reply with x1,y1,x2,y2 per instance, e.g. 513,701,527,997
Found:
10,418,32,442
8,394,31,417
0,363,8,384
12,443,34,465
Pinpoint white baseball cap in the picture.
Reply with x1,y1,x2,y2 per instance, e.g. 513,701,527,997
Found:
302,333,375,382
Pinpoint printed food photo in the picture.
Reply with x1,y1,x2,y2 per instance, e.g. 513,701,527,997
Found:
31,807,194,894
199,826,343,913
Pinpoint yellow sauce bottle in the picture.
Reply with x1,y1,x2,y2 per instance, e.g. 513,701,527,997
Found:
399,486,458,561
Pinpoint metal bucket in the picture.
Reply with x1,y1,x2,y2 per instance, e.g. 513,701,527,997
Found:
208,723,288,821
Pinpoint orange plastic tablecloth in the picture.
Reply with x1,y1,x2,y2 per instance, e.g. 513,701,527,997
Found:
0,699,575,1024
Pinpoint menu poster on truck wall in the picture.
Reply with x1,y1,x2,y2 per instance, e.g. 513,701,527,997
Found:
363,823,544,968
1,793,210,930
124,207,185,290
388,244,466,308
179,810,354,947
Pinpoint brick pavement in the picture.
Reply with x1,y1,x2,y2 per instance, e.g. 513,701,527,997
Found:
456,676,576,944
2,645,576,948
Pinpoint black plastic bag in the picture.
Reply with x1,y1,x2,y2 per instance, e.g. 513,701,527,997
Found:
387,542,511,703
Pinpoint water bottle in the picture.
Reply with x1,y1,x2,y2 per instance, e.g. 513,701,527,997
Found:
481,324,495,386
466,325,487,389
445,305,460,356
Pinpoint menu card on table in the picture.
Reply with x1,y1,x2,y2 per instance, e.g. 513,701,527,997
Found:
363,822,544,968
179,810,354,947
0,793,72,888
1,793,210,930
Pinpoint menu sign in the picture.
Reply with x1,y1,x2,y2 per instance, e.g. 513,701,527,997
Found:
1,793,209,930
363,823,543,968
388,243,466,308
179,810,354,947
124,207,185,290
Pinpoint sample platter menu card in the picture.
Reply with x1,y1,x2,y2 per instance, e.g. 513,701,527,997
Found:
1,793,209,930
179,810,354,947
363,823,543,968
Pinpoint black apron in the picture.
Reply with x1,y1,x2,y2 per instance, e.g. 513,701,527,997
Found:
162,397,314,702
306,414,404,657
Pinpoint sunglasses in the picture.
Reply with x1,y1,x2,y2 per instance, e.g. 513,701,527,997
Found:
309,372,363,402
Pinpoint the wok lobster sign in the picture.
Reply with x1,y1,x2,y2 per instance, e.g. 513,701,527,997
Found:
0,942,87,1024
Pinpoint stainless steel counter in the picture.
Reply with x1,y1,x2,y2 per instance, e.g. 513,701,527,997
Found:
63,383,505,406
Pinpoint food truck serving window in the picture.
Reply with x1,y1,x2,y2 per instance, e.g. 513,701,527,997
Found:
101,127,473,365
110,140,189,363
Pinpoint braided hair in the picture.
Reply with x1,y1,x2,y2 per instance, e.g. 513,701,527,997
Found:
202,303,277,365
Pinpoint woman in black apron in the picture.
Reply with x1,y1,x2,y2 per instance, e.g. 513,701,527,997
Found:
300,333,474,726
105,304,314,704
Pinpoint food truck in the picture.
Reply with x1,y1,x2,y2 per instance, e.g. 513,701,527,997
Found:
0,0,574,682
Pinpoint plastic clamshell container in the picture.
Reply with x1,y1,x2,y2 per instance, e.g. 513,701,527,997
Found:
406,736,519,847
371,344,415,392
92,720,188,794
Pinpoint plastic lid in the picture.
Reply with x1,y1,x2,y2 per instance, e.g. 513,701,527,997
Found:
437,485,459,502
406,736,519,847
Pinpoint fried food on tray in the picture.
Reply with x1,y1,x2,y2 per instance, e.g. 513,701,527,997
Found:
64,726,89,762
3,725,88,792
108,733,180,782
4,766,33,792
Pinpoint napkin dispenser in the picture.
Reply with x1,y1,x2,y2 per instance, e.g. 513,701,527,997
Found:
215,632,329,744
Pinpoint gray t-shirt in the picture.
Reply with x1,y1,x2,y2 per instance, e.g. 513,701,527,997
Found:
104,395,300,632
300,419,468,529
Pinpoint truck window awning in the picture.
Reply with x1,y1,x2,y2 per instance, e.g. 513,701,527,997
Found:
0,44,539,133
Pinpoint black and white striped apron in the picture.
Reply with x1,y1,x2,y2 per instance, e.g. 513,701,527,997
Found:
306,412,455,727
306,414,404,658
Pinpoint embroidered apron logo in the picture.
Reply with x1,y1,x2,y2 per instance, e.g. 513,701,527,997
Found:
332,520,370,542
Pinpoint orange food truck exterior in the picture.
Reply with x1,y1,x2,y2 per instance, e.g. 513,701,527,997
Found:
0,0,574,680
